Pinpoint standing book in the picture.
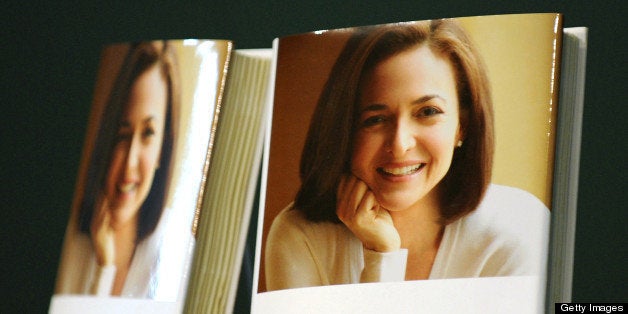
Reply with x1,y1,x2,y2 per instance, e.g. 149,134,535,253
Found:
254,13,585,314
49,41,273,313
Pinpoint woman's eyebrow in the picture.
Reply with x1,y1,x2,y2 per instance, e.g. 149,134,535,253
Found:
412,94,444,105
142,116,155,124
361,94,445,112
360,104,387,112
119,116,155,127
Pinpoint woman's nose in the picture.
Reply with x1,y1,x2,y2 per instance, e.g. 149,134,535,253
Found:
387,120,416,156
124,134,141,174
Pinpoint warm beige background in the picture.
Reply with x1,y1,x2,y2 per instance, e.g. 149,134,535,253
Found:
259,13,561,292
169,40,231,214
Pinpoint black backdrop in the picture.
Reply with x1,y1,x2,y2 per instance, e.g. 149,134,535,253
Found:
3,1,626,312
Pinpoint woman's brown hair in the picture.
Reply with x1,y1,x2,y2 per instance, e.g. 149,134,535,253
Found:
295,19,494,224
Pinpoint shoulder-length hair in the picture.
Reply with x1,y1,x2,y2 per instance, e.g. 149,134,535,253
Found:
294,19,494,224
78,41,179,241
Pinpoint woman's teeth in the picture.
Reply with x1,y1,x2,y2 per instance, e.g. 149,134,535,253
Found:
118,183,136,193
380,164,423,176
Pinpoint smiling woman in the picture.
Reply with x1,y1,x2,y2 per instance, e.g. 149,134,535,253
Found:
57,41,178,297
264,19,550,290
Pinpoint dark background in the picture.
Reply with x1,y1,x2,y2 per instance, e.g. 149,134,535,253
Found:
3,1,626,312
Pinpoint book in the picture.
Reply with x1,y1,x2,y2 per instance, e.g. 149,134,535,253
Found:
183,48,272,313
49,12,586,314
49,41,273,313
254,13,586,314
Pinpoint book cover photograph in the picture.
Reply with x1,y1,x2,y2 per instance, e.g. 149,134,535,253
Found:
52,40,231,310
255,13,566,313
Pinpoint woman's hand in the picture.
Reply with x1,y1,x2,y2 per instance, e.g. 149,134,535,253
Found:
90,198,115,266
336,175,401,252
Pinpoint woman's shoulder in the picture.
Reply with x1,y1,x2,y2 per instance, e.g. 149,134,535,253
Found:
271,203,342,231
268,204,308,238
271,203,310,227
477,184,548,218
56,232,95,294
268,203,352,245
66,232,95,260
457,184,550,238
440,184,550,277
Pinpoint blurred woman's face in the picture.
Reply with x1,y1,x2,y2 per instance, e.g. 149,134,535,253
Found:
352,44,462,213
105,64,168,228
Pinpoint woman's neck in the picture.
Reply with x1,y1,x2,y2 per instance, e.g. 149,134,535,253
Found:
111,215,139,250
110,216,139,295
389,195,444,280
390,202,443,251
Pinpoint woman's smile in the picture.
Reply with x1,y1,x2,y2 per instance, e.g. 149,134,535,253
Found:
117,181,139,195
377,162,425,177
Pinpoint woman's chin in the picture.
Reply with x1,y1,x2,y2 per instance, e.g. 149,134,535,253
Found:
110,207,140,230
376,198,415,213
374,190,431,213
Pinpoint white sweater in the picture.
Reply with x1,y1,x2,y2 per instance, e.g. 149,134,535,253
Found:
55,207,195,300
265,184,550,291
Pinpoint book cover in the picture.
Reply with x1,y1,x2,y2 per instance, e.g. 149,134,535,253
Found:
255,13,564,313
51,40,231,311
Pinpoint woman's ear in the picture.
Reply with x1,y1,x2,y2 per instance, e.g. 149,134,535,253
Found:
455,120,465,148
456,107,468,147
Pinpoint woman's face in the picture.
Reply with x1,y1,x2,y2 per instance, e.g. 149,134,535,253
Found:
105,64,168,228
352,44,462,213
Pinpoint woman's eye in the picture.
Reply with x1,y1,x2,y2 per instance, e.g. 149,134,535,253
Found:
115,130,132,142
361,115,386,127
142,127,155,139
417,106,442,117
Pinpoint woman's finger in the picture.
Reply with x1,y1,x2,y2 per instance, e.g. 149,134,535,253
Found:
347,179,367,212
357,190,377,213
90,197,115,266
